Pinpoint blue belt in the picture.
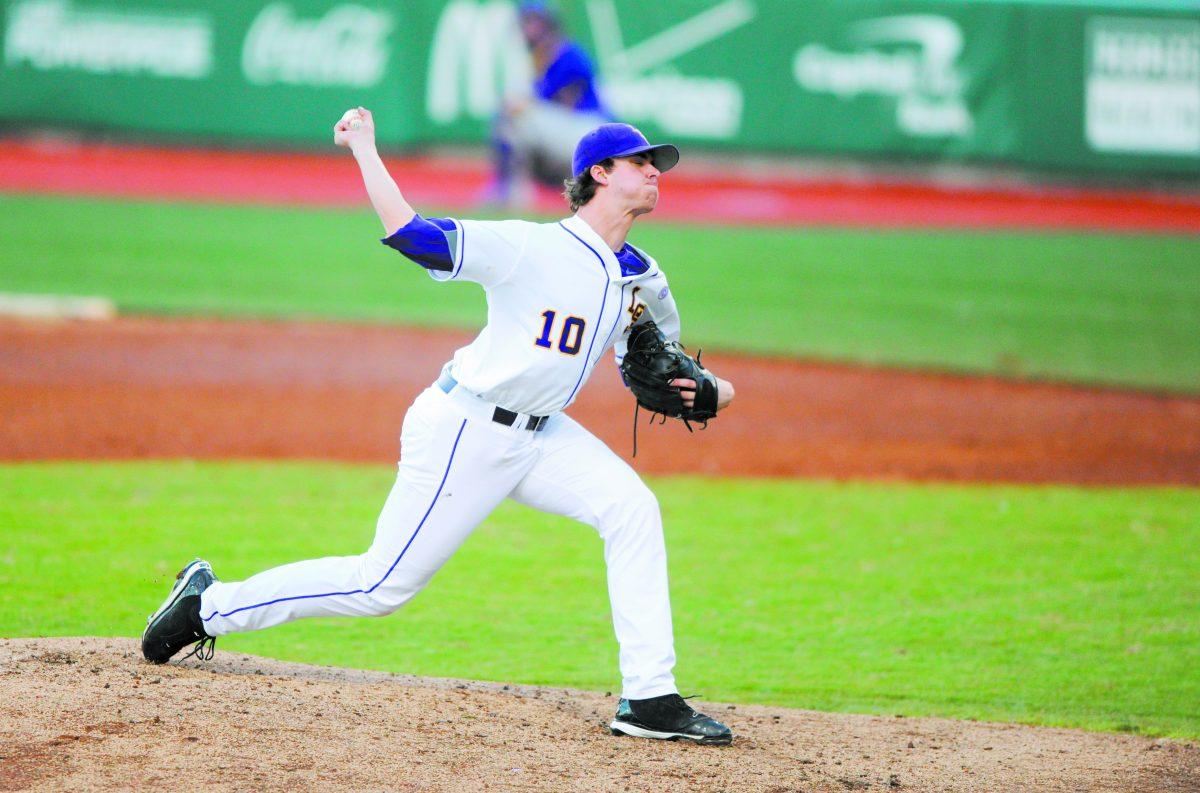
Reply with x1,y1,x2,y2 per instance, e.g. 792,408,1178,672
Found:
436,370,548,432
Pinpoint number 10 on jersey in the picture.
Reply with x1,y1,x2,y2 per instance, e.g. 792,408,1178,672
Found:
535,310,586,356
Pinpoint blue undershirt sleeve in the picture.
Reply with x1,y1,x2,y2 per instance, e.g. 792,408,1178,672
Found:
380,214,457,271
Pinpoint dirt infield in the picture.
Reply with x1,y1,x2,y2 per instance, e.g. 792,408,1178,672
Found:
2,316,1198,484
1,638,1194,792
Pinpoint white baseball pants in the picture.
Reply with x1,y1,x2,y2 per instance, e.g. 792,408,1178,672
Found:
199,385,678,700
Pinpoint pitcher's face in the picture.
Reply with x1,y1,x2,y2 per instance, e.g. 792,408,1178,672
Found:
605,154,661,216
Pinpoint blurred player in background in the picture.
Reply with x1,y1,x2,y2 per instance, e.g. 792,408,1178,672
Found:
485,1,612,206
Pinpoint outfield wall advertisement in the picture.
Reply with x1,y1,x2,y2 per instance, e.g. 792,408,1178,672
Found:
1,0,1197,175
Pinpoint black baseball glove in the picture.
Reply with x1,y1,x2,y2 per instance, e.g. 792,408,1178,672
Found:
620,320,719,427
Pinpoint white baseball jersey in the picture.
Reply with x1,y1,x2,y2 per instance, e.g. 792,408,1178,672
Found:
433,213,679,416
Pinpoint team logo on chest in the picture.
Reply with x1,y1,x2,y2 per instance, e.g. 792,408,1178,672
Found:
627,286,647,326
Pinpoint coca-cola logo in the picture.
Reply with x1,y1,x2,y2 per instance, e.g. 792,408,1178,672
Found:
242,2,392,87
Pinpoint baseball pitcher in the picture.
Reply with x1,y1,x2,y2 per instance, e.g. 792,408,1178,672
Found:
141,107,736,745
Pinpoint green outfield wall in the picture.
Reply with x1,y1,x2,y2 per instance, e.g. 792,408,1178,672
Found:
1,0,1197,175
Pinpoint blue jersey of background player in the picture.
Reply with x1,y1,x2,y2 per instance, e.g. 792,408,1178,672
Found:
488,2,612,206
531,29,607,115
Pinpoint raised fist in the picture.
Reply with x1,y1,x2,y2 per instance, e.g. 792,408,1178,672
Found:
334,106,374,148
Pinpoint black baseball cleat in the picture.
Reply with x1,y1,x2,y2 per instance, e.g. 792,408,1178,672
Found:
610,693,733,745
141,559,218,664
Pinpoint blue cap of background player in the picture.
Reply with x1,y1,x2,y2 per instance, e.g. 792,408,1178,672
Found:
572,123,680,179
518,1,557,23
518,1,554,16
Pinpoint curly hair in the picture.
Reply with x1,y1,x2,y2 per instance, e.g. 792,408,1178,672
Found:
562,158,614,212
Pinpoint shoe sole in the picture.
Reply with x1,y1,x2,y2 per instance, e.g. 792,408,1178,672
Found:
141,559,211,644
609,720,733,746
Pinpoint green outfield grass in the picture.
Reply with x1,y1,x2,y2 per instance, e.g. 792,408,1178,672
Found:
2,193,1198,392
2,461,1197,738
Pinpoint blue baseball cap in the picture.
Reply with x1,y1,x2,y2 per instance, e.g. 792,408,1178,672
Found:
572,123,680,179
518,1,557,22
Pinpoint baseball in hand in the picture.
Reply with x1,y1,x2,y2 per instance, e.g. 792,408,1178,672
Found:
339,108,363,130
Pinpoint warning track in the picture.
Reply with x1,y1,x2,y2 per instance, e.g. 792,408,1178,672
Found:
2,138,1199,231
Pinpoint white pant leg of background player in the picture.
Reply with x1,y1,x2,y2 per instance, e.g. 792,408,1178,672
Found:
510,413,677,700
199,388,536,636
510,102,609,174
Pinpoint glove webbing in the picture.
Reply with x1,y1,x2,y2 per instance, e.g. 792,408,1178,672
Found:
630,352,712,458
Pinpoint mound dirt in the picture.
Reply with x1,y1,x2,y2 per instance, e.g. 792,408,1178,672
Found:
2,317,1198,484
0,638,1195,792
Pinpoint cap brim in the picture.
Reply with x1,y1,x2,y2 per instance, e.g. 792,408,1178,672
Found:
610,142,680,174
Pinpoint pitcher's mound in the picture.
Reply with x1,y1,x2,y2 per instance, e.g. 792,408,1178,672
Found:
0,637,1194,791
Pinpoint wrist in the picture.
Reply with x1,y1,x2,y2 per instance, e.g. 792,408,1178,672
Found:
716,377,734,410
349,140,379,159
